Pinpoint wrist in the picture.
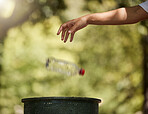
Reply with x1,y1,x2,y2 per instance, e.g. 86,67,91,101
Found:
84,14,95,24
80,14,91,25
85,13,101,25
85,14,91,24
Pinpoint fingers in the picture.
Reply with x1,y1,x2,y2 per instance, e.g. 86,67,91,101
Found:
61,28,75,42
57,23,67,35
63,30,76,43
61,28,76,43
68,24,78,42
64,31,70,43
57,21,77,43
68,23,77,34
57,25,62,35
62,31,75,43
70,33,74,42
61,29,66,41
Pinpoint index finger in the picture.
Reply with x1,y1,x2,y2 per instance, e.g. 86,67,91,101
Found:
57,25,63,35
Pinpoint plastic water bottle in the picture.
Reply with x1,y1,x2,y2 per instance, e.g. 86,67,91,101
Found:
45,57,85,76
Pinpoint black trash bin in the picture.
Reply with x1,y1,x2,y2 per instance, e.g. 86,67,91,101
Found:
22,97,101,114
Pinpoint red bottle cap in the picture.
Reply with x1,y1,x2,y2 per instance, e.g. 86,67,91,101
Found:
79,68,85,76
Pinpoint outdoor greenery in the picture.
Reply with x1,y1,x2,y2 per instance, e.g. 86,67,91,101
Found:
0,0,147,114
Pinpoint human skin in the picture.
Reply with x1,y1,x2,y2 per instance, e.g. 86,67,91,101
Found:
57,5,148,43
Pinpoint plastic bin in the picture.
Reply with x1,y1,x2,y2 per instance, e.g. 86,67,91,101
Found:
22,97,101,114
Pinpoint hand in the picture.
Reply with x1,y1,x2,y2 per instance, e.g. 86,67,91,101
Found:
57,16,88,43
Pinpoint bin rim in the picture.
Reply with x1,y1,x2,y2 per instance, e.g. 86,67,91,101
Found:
22,97,101,103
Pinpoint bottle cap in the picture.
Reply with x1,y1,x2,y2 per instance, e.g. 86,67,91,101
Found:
79,68,85,76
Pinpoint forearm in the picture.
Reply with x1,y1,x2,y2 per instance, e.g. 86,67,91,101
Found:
57,5,148,42
85,6,147,25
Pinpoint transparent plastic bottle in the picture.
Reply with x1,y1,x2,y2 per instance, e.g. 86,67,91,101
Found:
45,57,85,76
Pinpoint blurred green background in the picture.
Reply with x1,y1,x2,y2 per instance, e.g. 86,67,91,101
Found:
0,0,148,114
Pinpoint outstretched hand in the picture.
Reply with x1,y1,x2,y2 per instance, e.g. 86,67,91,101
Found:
57,16,88,43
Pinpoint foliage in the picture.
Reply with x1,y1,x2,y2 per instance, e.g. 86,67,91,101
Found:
0,0,147,114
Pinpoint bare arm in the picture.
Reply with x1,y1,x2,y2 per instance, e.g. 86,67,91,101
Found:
87,6,148,25
57,5,148,43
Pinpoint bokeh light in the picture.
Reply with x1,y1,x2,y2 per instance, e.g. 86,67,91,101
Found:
0,0,15,18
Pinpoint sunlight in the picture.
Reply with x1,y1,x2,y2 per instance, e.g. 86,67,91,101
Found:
0,0,15,18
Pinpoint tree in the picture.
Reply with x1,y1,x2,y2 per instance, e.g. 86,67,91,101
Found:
0,0,66,42
142,35,148,114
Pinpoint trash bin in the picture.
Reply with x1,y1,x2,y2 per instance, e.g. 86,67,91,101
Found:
22,97,101,114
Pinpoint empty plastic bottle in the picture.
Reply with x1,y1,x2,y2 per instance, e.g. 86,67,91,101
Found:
45,57,85,76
